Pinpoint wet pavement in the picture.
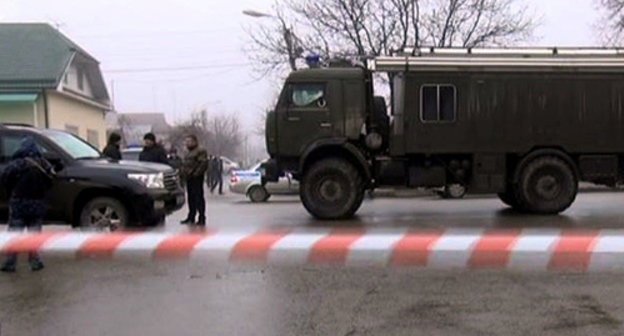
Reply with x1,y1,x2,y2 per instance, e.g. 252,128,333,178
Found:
2,190,624,335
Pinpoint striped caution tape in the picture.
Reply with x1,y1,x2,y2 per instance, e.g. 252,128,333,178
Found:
0,228,622,272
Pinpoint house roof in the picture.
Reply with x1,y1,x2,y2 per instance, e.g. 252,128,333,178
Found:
0,23,109,103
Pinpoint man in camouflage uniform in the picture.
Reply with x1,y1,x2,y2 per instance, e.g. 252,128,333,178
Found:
0,137,55,272
180,135,208,226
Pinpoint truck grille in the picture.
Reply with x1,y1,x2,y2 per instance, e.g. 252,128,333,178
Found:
164,172,180,191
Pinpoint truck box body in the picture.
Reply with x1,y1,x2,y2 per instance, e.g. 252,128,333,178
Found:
392,71,624,155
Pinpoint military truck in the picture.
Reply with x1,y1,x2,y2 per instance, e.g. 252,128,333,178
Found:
263,47,624,219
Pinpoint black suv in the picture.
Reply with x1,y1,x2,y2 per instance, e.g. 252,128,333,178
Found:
0,124,185,230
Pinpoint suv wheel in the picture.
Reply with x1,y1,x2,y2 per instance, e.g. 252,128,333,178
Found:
79,197,129,231
516,156,578,214
300,158,364,220
248,185,270,203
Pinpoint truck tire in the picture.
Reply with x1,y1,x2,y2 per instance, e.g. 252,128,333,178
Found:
516,156,578,214
300,158,365,220
248,185,270,203
79,197,129,231
443,184,466,199
497,189,519,208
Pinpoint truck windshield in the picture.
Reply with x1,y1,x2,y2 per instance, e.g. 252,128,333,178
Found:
43,130,101,159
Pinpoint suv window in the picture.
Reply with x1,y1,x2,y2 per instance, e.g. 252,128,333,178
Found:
290,84,326,108
0,134,50,163
421,84,456,122
0,135,22,163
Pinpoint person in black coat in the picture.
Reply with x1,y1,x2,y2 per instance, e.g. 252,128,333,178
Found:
0,137,55,272
139,133,168,165
103,133,122,160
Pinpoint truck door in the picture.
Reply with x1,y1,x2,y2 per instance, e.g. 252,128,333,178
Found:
277,81,337,156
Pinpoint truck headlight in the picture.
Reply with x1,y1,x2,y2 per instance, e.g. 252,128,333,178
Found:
128,172,165,189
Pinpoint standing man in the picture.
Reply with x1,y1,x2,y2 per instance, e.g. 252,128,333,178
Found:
139,133,169,165
180,135,208,225
0,137,55,272
103,132,122,160
210,156,224,195
206,154,215,191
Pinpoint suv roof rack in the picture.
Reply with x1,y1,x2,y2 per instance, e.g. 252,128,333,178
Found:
0,123,35,128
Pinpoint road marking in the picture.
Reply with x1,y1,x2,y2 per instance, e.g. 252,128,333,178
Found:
428,229,484,269
308,229,365,265
469,229,521,269
78,233,136,259
268,229,330,265
230,229,290,262
390,229,444,266
1,232,63,254
588,230,624,271
548,230,600,271
115,233,170,259
346,229,407,266
154,233,209,259
191,232,249,261
0,229,621,272
508,229,560,271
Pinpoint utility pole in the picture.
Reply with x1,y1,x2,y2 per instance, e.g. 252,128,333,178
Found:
243,9,298,71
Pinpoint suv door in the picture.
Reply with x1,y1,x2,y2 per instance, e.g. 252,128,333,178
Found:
277,81,337,157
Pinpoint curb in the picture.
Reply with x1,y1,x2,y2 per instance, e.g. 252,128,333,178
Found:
0,229,622,272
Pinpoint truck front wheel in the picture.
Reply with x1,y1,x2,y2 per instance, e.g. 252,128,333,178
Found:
300,158,365,220
516,156,578,214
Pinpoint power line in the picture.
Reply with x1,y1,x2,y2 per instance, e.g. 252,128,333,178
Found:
104,63,250,73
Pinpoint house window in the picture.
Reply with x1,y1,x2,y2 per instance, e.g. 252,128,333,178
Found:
421,84,457,122
290,84,327,108
77,68,84,91
87,129,99,148
65,124,79,136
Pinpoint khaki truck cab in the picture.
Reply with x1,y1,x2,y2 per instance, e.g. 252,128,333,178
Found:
264,48,624,220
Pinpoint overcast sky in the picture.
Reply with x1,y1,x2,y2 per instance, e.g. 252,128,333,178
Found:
0,0,603,134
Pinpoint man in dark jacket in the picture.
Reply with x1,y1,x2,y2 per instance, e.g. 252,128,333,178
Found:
139,133,169,165
210,156,224,195
0,137,55,272
180,135,208,225
103,133,122,160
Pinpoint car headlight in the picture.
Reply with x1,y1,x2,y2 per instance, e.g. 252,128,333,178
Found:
128,173,165,189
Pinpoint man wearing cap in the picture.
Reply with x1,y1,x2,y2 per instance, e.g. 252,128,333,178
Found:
139,133,169,165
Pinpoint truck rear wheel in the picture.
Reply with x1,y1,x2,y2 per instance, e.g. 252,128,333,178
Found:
300,158,364,220
516,156,578,214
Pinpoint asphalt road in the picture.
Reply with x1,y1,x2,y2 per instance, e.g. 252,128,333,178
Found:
3,190,624,335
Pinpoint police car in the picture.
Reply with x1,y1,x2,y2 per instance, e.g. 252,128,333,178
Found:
229,162,298,202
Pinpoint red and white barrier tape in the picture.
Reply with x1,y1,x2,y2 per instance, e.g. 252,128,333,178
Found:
0,228,622,271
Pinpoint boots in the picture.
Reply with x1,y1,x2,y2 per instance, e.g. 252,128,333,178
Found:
1,254,16,273
29,253,44,272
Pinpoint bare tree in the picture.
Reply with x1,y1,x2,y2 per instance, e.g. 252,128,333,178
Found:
169,111,243,159
596,0,624,45
246,0,536,74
